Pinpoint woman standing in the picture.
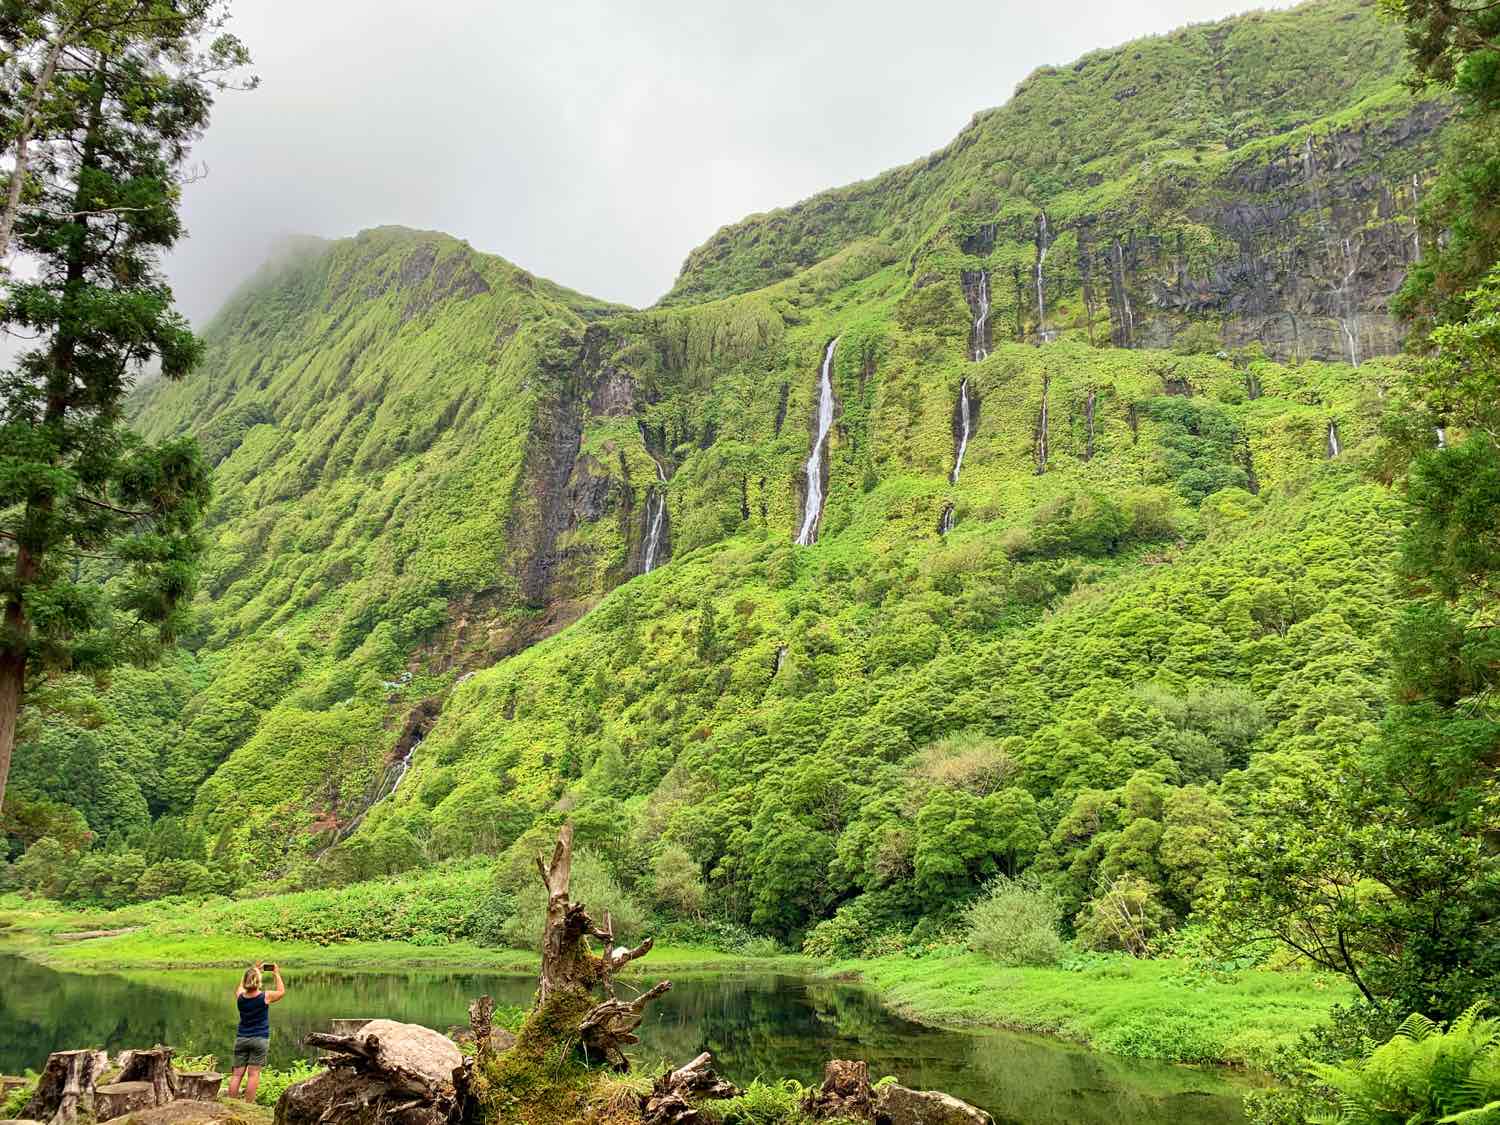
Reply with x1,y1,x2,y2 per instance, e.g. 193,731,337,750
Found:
227,961,286,1102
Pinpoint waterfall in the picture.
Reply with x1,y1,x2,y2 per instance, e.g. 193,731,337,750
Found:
939,502,955,536
1327,421,1342,458
1334,237,1361,366
1436,426,1447,449
1114,239,1135,345
1035,214,1053,342
1035,375,1051,474
641,455,668,574
773,645,788,675
1411,173,1422,260
796,337,839,546
951,379,972,484
970,270,991,361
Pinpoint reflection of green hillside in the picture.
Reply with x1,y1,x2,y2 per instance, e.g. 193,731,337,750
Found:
2,957,1245,1123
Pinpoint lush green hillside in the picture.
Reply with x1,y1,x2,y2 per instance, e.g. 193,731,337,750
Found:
0,0,1438,960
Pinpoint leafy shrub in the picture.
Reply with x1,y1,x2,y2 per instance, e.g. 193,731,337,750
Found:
255,1060,324,1107
1,1072,37,1118
649,844,706,919
1074,875,1172,956
962,873,1064,966
705,1077,808,1124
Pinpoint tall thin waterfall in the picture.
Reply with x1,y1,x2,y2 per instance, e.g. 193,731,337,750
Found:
971,270,991,361
1114,239,1135,345
1035,374,1051,474
1436,426,1447,449
951,379,972,485
939,502,955,536
1336,237,1361,367
1327,421,1342,458
641,455,668,574
796,337,839,546
1035,214,1053,341
1411,173,1422,260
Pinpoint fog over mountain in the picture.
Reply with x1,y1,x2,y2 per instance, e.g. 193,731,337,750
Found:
169,0,1300,323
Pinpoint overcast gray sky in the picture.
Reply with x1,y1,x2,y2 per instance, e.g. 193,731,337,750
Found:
170,0,1301,323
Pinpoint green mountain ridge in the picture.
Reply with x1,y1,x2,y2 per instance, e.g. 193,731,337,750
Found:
2,0,1437,949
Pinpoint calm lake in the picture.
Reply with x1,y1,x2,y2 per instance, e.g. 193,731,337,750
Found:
0,954,1252,1124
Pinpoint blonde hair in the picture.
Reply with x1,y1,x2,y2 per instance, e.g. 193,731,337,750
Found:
242,967,262,992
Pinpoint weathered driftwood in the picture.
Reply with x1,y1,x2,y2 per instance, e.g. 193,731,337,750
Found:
174,1072,223,1102
21,1049,109,1125
797,1060,995,1125
115,1046,177,1106
535,823,671,1071
641,1052,740,1125
877,1083,996,1125
280,1019,465,1125
93,1080,157,1122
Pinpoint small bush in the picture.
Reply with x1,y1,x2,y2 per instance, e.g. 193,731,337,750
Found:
963,873,1064,966
255,1060,324,1107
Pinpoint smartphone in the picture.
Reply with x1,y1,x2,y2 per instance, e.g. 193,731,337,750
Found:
263,962,277,972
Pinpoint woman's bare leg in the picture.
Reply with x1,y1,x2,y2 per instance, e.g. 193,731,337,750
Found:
228,1066,245,1097
243,1066,261,1102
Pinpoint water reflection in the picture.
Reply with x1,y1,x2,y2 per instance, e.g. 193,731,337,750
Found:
0,956,1249,1124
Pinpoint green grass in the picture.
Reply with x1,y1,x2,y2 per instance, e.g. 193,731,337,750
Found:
827,949,1349,1068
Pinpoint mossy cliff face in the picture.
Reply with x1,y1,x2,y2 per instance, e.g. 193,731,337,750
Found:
665,0,1442,364
10,0,1434,905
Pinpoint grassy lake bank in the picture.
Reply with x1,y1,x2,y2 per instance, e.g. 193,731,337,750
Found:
2,893,1342,1070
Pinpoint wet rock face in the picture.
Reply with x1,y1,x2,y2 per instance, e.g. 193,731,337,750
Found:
1098,101,1450,362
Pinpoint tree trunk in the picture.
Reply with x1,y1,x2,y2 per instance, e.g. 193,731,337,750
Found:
21,1049,108,1125
532,822,670,1071
115,1046,177,1106
0,643,23,818
641,1052,741,1125
0,30,65,264
175,1072,223,1101
93,1082,156,1122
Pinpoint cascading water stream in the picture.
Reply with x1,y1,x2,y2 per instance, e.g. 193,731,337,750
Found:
1035,375,1051,474
951,379,971,485
1114,239,1135,345
971,271,991,362
641,455,668,574
1035,214,1053,342
1436,426,1447,449
1337,237,1361,367
796,337,839,546
939,502,955,536
1327,421,1342,458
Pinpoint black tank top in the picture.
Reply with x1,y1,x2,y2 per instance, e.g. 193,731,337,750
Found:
237,992,270,1038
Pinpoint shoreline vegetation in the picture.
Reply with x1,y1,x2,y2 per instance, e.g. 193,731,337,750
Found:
1,893,1346,1071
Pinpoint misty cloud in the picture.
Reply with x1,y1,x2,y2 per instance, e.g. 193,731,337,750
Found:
169,0,1300,325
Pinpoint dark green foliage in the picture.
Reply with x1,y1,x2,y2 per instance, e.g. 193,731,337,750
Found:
0,0,251,815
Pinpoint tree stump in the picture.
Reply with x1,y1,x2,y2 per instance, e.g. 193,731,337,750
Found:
533,823,671,1071
115,1047,177,1107
21,1049,109,1125
175,1072,224,1101
93,1081,156,1122
802,1059,876,1120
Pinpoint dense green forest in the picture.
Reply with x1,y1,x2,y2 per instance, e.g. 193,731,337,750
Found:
2,0,1497,1120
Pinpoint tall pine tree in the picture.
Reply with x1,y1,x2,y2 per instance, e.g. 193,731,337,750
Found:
0,1,252,812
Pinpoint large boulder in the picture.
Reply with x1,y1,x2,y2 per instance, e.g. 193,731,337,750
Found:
877,1083,995,1125
277,1020,465,1125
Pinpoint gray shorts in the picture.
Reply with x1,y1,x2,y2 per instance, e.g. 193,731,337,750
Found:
232,1036,269,1068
